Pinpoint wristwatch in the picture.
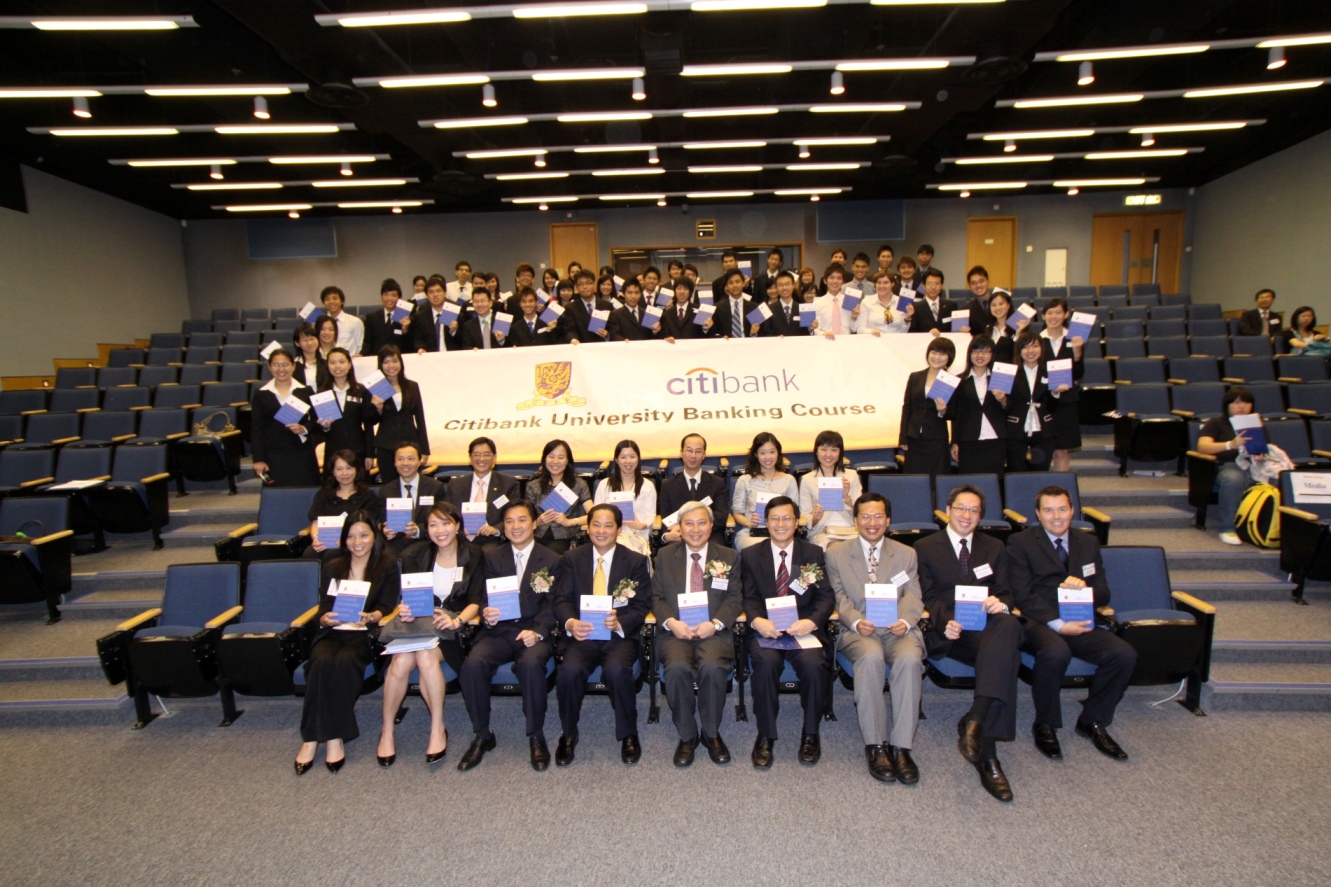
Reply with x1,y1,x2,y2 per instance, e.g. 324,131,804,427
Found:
712,619,725,633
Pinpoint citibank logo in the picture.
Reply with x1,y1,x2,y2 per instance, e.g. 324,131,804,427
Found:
666,366,800,395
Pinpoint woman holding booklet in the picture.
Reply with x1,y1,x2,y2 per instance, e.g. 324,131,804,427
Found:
1004,331,1056,472
366,344,429,480
295,511,400,775
1038,298,1086,471
306,450,381,557
250,347,321,487
899,337,958,477
314,347,375,473
732,432,799,549
797,430,862,549
377,501,485,765
946,336,1010,475
593,440,656,557
979,291,1026,365
525,439,593,556
1194,387,1263,546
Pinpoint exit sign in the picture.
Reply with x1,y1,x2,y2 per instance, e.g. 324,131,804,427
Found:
1124,194,1162,206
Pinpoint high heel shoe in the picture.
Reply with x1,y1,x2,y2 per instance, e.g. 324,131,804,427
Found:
377,753,396,767
325,757,346,773
294,759,314,776
426,729,449,764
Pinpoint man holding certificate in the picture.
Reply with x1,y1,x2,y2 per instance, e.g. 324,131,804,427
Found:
651,501,743,767
825,492,925,785
552,504,653,766
739,496,833,769
457,500,562,772
915,485,1023,802
1007,486,1137,762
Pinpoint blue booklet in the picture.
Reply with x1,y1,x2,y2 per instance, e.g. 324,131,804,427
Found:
580,595,612,641
1230,414,1268,456
1008,302,1037,330
798,304,816,328
926,369,961,404
864,583,898,626
655,291,674,308
539,301,564,325
840,292,862,313
1058,586,1094,626
677,591,710,627
766,596,798,633
954,585,989,632
309,390,341,423
390,301,413,323
439,301,461,325
642,305,663,328
693,305,715,327
950,314,969,332
588,309,610,334
894,291,916,313
272,401,306,425
315,515,345,549
487,577,522,622
461,502,488,535
1067,311,1097,344
606,492,635,522
747,302,772,326
757,634,802,650
817,476,843,511
1047,358,1074,391
331,580,369,624
399,573,436,620
361,370,395,401
492,312,512,337
539,482,578,515
298,301,324,323
989,362,1018,396
384,498,412,533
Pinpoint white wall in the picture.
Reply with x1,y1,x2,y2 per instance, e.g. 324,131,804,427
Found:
0,166,190,377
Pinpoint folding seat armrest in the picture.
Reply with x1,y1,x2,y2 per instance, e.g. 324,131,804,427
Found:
1289,408,1317,418
1312,450,1331,460
652,515,663,530
111,434,136,443
21,409,48,417
1170,409,1195,419
205,605,244,630
1082,506,1112,524
183,402,203,411
1166,378,1186,385
165,431,189,441
52,436,81,446
1278,376,1303,384
76,407,101,415
31,528,74,547
20,476,56,489
1278,504,1323,523
1003,507,1028,528
290,606,320,628
223,522,259,540
1096,606,1115,617
128,405,152,412
117,607,163,633
380,605,401,625
140,472,172,485
1083,507,1111,544
1170,591,1216,616
934,509,949,524
1221,376,1244,384
1113,379,1132,386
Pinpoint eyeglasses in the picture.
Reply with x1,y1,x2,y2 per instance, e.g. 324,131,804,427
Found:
949,505,982,515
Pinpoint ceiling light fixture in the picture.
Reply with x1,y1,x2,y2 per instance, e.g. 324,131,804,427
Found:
72,96,91,118
1003,139,1016,152
657,198,667,206
127,158,238,168
1183,79,1325,98
983,129,1097,141
531,68,645,81
1085,149,1188,159
392,207,403,213
597,193,667,200
1077,61,1094,87
786,162,861,170
512,196,578,203
495,172,570,180
631,77,646,101
954,154,1055,164
681,106,779,118
28,17,193,30
1141,132,1155,147
1067,188,1079,196
590,168,665,176
648,148,660,164
288,211,300,218
336,200,425,208
310,178,409,187
869,0,1004,4
692,0,826,10
534,155,547,168
482,84,498,107
959,191,970,198
685,190,756,198
1267,47,1287,70
511,3,649,19
49,127,179,136
0,88,102,98
465,148,548,159
556,111,653,122
1055,44,1210,62
682,140,767,149
574,144,657,153
379,74,491,88
210,163,224,180
808,103,907,112
186,182,284,191
334,10,471,27
688,165,764,173
830,71,845,95
1127,122,1247,134
834,59,950,71
936,182,1028,190
432,116,528,129
681,63,793,76
340,161,352,176
774,187,843,195
144,86,294,96
269,155,377,164
253,96,270,120
1257,34,1331,49
1052,178,1148,187
216,124,342,134
225,203,313,212
1012,93,1144,108
793,137,877,146
799,145,811,158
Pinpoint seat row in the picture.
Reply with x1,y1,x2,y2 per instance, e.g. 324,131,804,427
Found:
1087,356,1329,387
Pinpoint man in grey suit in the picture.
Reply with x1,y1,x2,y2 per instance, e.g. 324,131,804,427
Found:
651,501,743,767
826,492,925,784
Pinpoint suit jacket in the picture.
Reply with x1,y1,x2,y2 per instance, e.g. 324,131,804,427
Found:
1007,526,1109,626
399,537,485,614
368,378,429,456
908,297,958,333
900,368,951,442
249,384,319,466
410,303,469,353
377,472,445,530
914,530,1010,654
1004,363,1055,439
480,541,561,638
658,302,707,340
711,296,757,339
966,297,992,335
362,308,410,357
650,541,742,627
946,371,1009,443
607,304,655,342
320,382,376,458
751,270,781,301
826,535,923,630
445,472,521,531
739,538,835,640
507,314,553,347
457,313,507,351
1238,308,1282,337
657,470,730,534
757,299,808,338
1041,334,1084,402
292,355,329,392
553,543,653,641
313,554,401,641
562,297,616,344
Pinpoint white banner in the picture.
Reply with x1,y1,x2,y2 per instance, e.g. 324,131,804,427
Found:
354,333,967,465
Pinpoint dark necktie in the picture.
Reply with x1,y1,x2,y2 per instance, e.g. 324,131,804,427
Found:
404,482,413,507
1055,536,1068,570
776,550,790,596
958,537,971,580
784,304,791,325
732,301,743,338
679,306,685,323
690,552,703,593
528,320,535,334
689,477,698,496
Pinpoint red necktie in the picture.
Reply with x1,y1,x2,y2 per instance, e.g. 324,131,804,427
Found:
776,550,790,596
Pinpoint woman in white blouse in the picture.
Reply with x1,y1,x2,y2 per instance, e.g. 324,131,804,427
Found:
853,270,913,336
732,432,799,550
593,439,656,557
797,430,863,549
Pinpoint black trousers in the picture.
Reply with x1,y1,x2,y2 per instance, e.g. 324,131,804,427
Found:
903,436,951,477
956,438,1007,476
459,628,552,739
944,613,1023,741
556,636,641,741
657,633,733,741
1021,622,1137,728
300,631,374,742
746,636,829,740
1006,437,1052,473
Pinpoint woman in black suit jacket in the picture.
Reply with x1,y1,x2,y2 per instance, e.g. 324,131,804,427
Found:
295,511,400,773
305,450,382,557
317,347,375,473
292,323,330,391
981,291,1028,366
1004,331,1055,472
507,287,554,347
900,337,957,476
1038,298,1086,471
250,347,322,486
946,336,1009,475
368,345,429,480
377,502,485,766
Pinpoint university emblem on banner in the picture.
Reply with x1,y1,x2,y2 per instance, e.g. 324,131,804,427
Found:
518,361,586,409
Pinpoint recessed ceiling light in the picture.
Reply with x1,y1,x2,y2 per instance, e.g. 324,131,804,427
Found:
1052,178,1147,187
465,148,549,159
186,182,284,191
685,190,756,198
224,203,314,212
335,11,472,27
557,111,653,122
1084,149,1189,159
808,103,907,112
1183,80,1325,99
432,116,528,129
49,127,179,136
531,68,645,81
511,3,648,19
1054,44,1209,62
681,107,779,118
953,155,1055,164
590,168,666,176
681,64,793,76
378,74,491,88
688,165,764,173
1011,93,1144,108
494,172,570,180
310,178,409,187
216,124,342,134
835,60,950,71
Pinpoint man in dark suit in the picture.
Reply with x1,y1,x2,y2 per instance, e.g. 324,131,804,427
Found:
411,275,464,354
963,265,996,335
506,288,552,347
915,243,938,281
362,278,412,357
651,501,742,766
659,280,712,340
710,269,758,339
1007,484,1137,761
456,289,508,351
376,442,444,555
908,269,957,334
444,436,521,547
552,504,653,766
1237,288,1282,337
458,499,562,772
757,271,809,338
606,280,657,341
561,269,614,344
915,484,1023,802
751,247,784,302
711,249,751,300
740,496,834,769
657,433,730,549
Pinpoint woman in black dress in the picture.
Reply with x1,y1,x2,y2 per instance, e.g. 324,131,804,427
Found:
294,511,400,773
1039,297,1085,472
900,336,957,476
1005,331,1056,472
316,347,374,473
250,348,321,486
982,291,1028,365
306,450,381,557
377,502,484,766
368,344,429,481
947,335,1009,475
291,323,328,391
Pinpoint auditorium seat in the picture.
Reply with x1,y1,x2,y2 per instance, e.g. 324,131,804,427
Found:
1231,335,1274,358
1080,359,1116,425
107,348,144,368
0,414,26,446
0,447,56,501
1288,384,1331,419
10,412,81,451
179,364,220,386
80,410,138,445
54,367,97,389
135,408,189,443
241,308,270,321
1150,305,1186,321
1105,319,1144,340
274,318,300,332
1113,385,1188,475
145,347,182,366
1168,383,1226,423
0,495,72,624
102,386,151,412
84,442,172,550
181,320,212,336
1146,336,1189,361
1111,305,1147,322
1105,338,1147,360
271,307,298,319
97,367,138,388
48,388,101,412
220,345,258,365
1278,356,1331,383
183,345,219,365
213,320,242,334
150,333,185,350
201,382,250,408
188,332,223,348
1098,293,1128,309
219,363,261,384
1188,335,1231,358
1010,287,1037,303
242,318,273,332
1146,319,1186,339
1278,470,1331,604
1003,471,1109,543
1161,293,1191,306
1167,357,1221,385
865,474,940,545
226,331,261,346
214,486,317,571
0,389,49,415
933,473,1010,542
1247,382,1298,421
1187,303,1223,320
1114,358,1168,385
41,443,113,550
137,366,178,388
153,384,202,411
1041,286,1068,300
211,309,240,323
1130,283,1161,297
1222,356,1276,384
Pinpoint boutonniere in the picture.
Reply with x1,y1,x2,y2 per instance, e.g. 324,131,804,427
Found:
530,567,554,594
705,559,730,579
798,563,824,587
611,578,637,604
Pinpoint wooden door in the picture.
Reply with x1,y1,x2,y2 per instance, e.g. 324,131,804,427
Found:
1089,211,1184,292
966,217,1017,289
550,223,598,276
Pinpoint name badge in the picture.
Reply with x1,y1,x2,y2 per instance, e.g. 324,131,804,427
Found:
1082,563,1096,578
701,495,713,507
493,494,509,509
890,571,911,588
711,578,729,591
788,580,806,596
394,328,403,335
419,496,434,507
973,563,993,579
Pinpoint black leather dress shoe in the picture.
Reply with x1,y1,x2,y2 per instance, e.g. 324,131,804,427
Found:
751,735,774,770
621,735,641,765
702,733,731,765
555,735,577,767
976,758,1014,802
530,735,551,771
456,733,496,772
674,737,698,767
888,746,919,784
1076,720,1129,760
1032,722,1063,760
957,716,983,765
798,733,821,766
865,745,896,783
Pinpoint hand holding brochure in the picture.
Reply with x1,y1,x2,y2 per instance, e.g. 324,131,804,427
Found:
309,390,341,423
642,305,663,328
399,572,436,619
331,579,370,624
607,490,635,521
316,514,345,549
589,309,610,334
954,585,989,632
693,304,716,327
272,400,306,426
752,491,777,528
390,301,413,323
1230,413,1268,456
840,292,862,313
747,302,773,326
539,301,564,324
580,595,612,641
438,301,461,325
1067,311,1097,344
989,362,1018,396
539,482,578,515
461,501,488,535
677,591,710,627
492,312,513,337
817,476,843,511
766,596,798,633
1058,585,1095,627
950,315,969,332
864,583,898,627
894,289,916,313
926,369,962,405
1008,302,1037,330
798,304,816,328
385,497,412,533
361,369,395,401
486,575,522,622
1047,358,1074,391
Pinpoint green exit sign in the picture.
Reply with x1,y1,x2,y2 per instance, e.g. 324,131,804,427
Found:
1124,194,1162,206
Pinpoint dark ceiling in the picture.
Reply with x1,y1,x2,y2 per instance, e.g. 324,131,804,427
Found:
1,0,1328,219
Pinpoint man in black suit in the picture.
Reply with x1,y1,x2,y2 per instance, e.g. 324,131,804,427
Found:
711,269,758,339
552,504,653,766
908,269,958,334
444,436,521,547
751,247,784,302
916,243,939,281
506,288,552,347
740,496,834,769
963,265,996,335
362,277,412,357
607,279,657,341
757,271,809,338
457,289,507,351
915,484,1023,802
1007,485,1137,761
377,442,444,555
1237,288,1282,337
658,433,731,549
411,275,464,354
457,500,562,772
659,280,712,340
561,269,614,344
711,249,751,300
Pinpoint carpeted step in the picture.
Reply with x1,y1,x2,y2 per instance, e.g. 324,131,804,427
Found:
1170,569,1300,602
1204,663,1331,711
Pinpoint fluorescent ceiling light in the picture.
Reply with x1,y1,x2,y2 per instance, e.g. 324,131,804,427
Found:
337,200,425,208
144,86,294,96
466,148,548,159
512,196,578,203
1052,178,1147,187
597,193,667,200
310,178,408,187
835,59,950,71
688,165,764,173
379,74,490,88
337,11,472,27
557,111,652,122
0,88,102,98
225,203,313,212
511,3,648,18
871,0,1003,4
269,155,378,164
1012,93,1143,108
681,64,793,76
1258,34,1331,48
774,188,844,195
936,182,1028,190
809,103,906,112
981,129,1095,140
495,172,570,180
786,162,861,170
531,68,645,81
590,168,665,176
954,155,1055,164
685,191,755,198
683,140,768,149
50,127,178,136
793,137,877,146
573,144,657,153
1126,122,1246,134
1183,80,1324,99
186,182,284,191
432,116,528,128
1054,44,1209,62
682,107,778,118
693,0,824,10
216,124,342,134
30,18,188,31
1084,149,1189,159
128,158,238,167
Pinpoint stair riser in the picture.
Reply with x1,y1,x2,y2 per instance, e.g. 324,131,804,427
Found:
1202,687,1331,712
1211,648,1331,664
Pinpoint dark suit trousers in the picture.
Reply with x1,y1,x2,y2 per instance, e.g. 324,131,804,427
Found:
300,632,374,743
956,439,1007,476
556,636,641,740
460,629,552,739
1021,622,1137,727
657,633,733,741
746,636,829,740
945,613,1022,741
